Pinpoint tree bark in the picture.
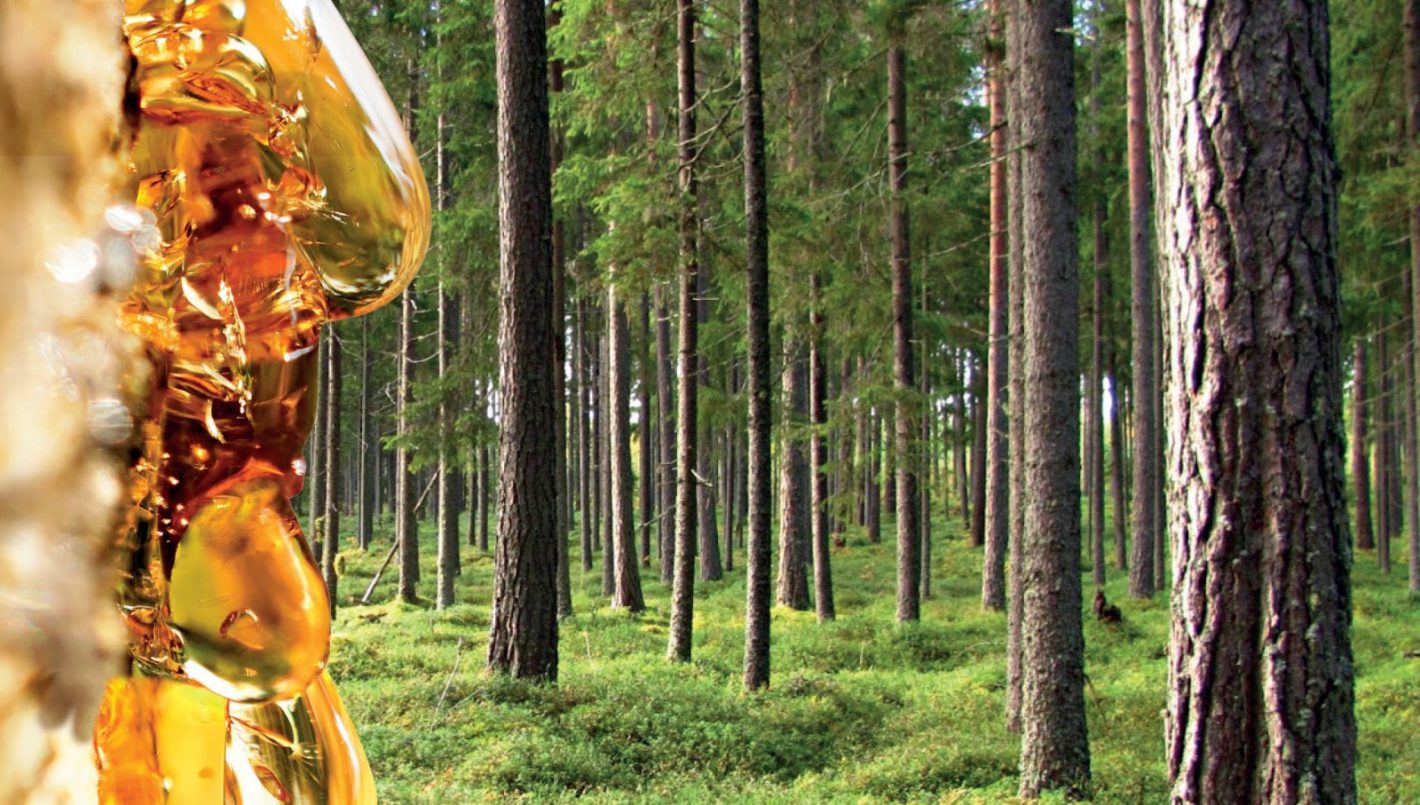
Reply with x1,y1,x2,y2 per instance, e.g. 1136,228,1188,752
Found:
1015,0,1089,795
888,41,920,623
1089,185,1108,588
487,0,559,681
608,287,646,612
667,0,699,663
639,293,655,569
577,298,593,570
1126,0,1156,599
981,0,1010,612
323,326,342,616
969,355,987,549
395,285,418,603
656,285,677,583
358,317,373,550
1149,0,1357,800
810,276,835,622
551,3,572,620
1406,0,1420,594
1353,340,1374,551
1377,327,1393,573
777,343,812,610
697,268,723,582
1004,0,1026,735
741,0,773,689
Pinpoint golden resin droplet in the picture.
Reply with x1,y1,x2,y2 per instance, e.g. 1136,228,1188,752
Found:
168,475,330,702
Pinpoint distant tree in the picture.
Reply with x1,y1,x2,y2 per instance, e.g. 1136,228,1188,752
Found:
608,285,646,612
323,327,342,616
487,0,559,682
1149,0,1357,799
1353,340,1374,551
777,342,811,611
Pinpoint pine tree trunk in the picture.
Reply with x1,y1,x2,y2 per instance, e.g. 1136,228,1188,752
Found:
1405,0,1420,594
919,285,933,602
741,0,774,689
601,320,616,597
310,333,327,547
551,6,572,619
609,287,646,612
1377,326,1393,573
435,86,458,609
969,356,987,548
810,277,835,622
697,268,723,582
777,343,812,610
396,284,418,603
358,317,374,550
1089,187,1108,588
578,299,593,570
667,0,700,662
1015,0,1089,794
487,0,559,681
323,326,342,616
1354,339,1375,550
639,293,655,569
1004,0,1025,728
1109,354,1128,569
981,0,1010,612
1150,0,1357,799
1126,0,1156,600
656,286,677,583
888,40,920,623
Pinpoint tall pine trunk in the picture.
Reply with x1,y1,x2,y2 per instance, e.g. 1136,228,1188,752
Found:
656,286,677,583
608,287,645,612
487,0,559,681
981,0,1010,612
1016,0,1089,794
1126,0,1156,599
667,0,700,662
1354,339,1374,550
323,327,342,616
741,0,774,689
888,40,920,623
1149,0,1357,799
777,343,811,610
1405,0,1420,593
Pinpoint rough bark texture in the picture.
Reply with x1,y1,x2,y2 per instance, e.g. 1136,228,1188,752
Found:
1126,0,1157,600
1015,0,1089,796
487,0,559,682
1004,0,1026,735
1090,191,1108,588
1377,328,1393,573
888,42,920,624
969,359,988,549
667,0,699,663
323,327,342,616
1149,0,1358,801
777,343,812,610
608,288,645,612
742,0,773,690
981,0,1010,612
1353,340,1374,551
0,1,129,796
639,293,655,569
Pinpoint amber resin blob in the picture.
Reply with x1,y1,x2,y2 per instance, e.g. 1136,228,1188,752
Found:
97,0,430,801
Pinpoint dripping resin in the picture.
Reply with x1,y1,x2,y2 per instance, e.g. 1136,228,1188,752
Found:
96,1,430,801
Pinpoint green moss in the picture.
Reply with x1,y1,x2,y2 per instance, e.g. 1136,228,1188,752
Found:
326,510,1419,803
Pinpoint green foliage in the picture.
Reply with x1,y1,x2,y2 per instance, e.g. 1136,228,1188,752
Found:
325,509,1420,803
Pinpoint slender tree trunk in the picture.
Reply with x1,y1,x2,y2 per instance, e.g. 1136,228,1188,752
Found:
1109,356,1128,569
969,356,987,548
777,343,811,610
601,320,616,597
1406,0,1420,594
310,333,326,547
810,277,835,621
656,286,677,583
395,285,417,602
487,0,559,681
1149,0,1357,799
1378,326,1393,573
981,0,1010,612
578,299,593,570
1005,0,1027,727
1354,339,1375,551
1126,0,1156,599
741,0,774,689
1089,186,1108,588
479,442,491,552
435,80,458,610
697,268,723,582
608,287,646,612
838,358,855,538
919,285,933,602
1015,0,1089,795
550,4,572,619
358,317,373,550
667,0,700,662
323,327,342,616
888,40,920,623
639,293,655,568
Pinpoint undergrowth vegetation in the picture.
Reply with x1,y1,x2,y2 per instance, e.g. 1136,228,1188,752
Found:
330,511,1419,803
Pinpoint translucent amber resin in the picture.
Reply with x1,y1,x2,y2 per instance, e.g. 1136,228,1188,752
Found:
97,0,429,800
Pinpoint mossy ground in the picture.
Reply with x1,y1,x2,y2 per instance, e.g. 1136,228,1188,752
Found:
328,508,1420,803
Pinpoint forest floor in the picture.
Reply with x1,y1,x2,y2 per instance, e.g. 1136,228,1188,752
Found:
330,509,1420,804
